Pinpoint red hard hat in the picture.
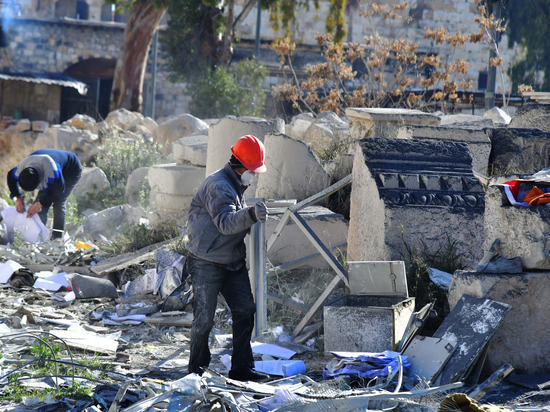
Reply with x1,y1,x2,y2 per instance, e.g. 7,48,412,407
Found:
231,135,267,173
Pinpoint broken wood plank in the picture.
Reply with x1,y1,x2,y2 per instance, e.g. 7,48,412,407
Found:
290,212,348,287
267,292,310,313
290,174,352,212
293,321,323,344
469,363,513,401
293,274,342,337
90,238,178,275
144,313,193,327
25,264,96,277
50,329,118,355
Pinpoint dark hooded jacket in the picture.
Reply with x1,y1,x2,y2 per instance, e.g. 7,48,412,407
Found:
186,163,256,266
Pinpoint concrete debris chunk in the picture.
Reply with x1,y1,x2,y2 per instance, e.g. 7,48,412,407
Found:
172,133,208,167
73,166,110,204
63,114,96,130
154,113,208,154
483,107,511,125
509,102,550,132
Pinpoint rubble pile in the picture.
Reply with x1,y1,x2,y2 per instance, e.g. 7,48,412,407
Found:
3,101,550,410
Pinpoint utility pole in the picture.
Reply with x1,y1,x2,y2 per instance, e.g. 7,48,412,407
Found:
255,0,261,57
485,0,500,110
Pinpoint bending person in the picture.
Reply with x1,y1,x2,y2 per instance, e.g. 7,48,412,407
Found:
7,149,82,238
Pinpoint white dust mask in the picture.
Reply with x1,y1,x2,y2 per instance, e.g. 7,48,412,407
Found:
241,170,258,186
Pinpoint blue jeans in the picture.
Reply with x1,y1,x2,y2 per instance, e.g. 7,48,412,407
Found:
188,255,256,374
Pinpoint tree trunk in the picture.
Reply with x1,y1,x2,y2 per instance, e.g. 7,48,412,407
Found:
220,0,235,67
110,0,166,113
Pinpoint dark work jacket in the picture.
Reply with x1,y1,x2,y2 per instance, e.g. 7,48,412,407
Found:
187,163,256,266
7,149,81,208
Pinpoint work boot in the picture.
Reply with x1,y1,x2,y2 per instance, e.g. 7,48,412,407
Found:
228,367,269,382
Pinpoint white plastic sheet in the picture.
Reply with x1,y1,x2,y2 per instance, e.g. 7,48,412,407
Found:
1,206,50,243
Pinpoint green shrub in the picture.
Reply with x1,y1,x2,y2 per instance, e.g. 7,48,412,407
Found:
187,58,268,119
93,135,165,189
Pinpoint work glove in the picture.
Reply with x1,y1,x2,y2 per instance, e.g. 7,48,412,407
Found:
251,201,268,223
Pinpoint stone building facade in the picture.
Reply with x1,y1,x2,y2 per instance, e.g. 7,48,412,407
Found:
1,0,514,122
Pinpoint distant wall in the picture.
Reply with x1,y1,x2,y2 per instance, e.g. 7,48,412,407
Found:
0,80,61,123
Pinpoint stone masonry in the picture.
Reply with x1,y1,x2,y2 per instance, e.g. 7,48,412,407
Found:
1,18,187,119
347,137,485,269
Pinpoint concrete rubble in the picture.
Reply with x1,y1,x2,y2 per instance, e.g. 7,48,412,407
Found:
2,104,550,411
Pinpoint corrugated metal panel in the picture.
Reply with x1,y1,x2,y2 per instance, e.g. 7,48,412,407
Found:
0,72,88,95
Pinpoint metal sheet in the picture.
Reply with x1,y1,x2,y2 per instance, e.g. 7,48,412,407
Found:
0,72,88,95
403,336,456,384
347,261,408,297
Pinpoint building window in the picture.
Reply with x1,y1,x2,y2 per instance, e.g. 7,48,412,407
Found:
114,9,129,23
76,0,89,19
478,72,488,91
55,0,76,18
100,3,113,21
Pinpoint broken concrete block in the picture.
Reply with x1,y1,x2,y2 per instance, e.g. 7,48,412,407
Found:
397,124,492,175
285,113,315,140
206,116,284,176
484,185,550,270
483,107,511,125
129,116,158,134
14,119,31,132
509,103,550,132
302,112,351,155
83,204,146,239
488,127,550,174
105,108,143,130
172,133,208,167
256,134,331,202
126,167,150,206
31,121,49,132
63,114,96,131
148,163,205,197
68,274,118,299
254,206,348,270
149,191,193,212
347,137,485,269
449,270,550,374
34,126,100,164
439,114,493,127
346,107,440,140
154,113,208,154
73,167,110,204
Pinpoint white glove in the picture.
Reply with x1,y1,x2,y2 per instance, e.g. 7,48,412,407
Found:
254,201,268,223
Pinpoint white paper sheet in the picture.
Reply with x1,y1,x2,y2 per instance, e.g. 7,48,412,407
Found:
251,342,296,360
0,260,23,283
1,206,50,243
33,272,69,291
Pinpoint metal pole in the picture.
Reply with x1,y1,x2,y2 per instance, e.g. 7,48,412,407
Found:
255,0,261,57
151,28,158,119
485,0,497,110
250,221,267,338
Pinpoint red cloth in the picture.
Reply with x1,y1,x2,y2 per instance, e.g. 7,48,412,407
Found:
523,186,550,206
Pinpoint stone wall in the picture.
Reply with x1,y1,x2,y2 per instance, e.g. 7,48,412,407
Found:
0,18,188,119
0,80,61,123
235,0,516,93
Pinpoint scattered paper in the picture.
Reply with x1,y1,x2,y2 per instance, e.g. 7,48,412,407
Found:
33,272,69,292
251,342,296,360
0,260,23,283
1,206,50,243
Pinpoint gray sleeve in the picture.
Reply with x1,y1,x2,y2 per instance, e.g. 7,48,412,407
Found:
204,182,255,235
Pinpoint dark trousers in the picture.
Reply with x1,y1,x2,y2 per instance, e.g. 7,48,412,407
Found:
38,169,82,238
188,255,256,374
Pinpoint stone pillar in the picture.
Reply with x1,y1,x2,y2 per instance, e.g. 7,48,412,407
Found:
147,163,205,228
346,107,440,140
206,116,284,176
347,137,485,269
449,270,550,374
256,133,330,202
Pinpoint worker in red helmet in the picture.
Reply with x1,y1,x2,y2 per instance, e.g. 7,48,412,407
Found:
186,135,268,382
